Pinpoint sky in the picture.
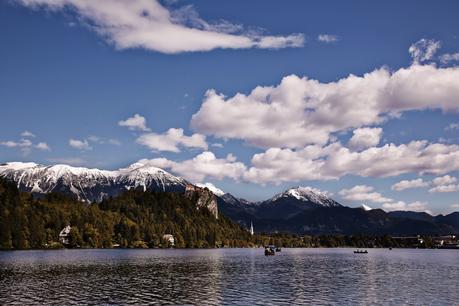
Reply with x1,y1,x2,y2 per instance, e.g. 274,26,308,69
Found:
1,0,459,214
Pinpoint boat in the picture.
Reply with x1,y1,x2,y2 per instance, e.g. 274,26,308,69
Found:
354,250,368,254
275,247,282,252
265,246,275,256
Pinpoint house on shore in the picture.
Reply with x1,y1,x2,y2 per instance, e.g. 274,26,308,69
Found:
162,234,175,247
59,225,71,245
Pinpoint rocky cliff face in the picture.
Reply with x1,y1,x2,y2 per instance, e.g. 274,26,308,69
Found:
185,184,219,219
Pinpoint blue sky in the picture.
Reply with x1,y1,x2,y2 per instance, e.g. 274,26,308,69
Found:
1,0,459,213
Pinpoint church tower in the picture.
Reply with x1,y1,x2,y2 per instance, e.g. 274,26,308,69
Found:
250,221,254,236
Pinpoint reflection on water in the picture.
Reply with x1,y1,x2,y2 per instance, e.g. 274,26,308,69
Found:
1,248,458,305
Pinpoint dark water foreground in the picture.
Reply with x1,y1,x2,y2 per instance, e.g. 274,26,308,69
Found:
1,248,458,305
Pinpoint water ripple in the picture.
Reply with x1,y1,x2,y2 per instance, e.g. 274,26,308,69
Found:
1,248,459,305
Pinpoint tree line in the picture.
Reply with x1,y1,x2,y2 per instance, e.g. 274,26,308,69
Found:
0,178,440,250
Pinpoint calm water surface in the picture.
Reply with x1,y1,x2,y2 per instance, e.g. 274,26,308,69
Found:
1,248,458,305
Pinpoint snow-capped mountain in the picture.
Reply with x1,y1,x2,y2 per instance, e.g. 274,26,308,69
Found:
360,204,373,211
255,186,342,219
0,161,189,202
269,187,341,208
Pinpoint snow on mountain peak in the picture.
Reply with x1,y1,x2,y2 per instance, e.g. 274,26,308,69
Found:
270,186,340,207
361,204,372,211
0,162,39,171
196,182,225,196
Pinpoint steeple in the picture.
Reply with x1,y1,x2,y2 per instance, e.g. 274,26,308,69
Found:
250,221,254,236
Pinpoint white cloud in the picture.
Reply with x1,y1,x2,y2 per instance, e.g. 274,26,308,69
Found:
1,133,50,154
440,52,459,64
211,143,224,148
47,157,87,166
338,185,392,203
17,0,304,54
35,142,51,151
382,200,429,213
21,130,36,138
348,127,382,150
118,114,150,132
69,139,92,151
136,128,207,152
391,178,429,191
317,34,338,43
108,139,121,146
432,175,457,186
429,184,459,193
445,123,459,131
191,64,459,149
429,175,459,193
87,135,121,146
408,39,441,63
141,151,246,183
242,140,459,184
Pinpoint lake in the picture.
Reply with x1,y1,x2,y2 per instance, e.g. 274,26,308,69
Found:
1,248,458,305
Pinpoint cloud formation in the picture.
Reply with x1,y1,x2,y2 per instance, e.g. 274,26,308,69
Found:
0,132,50,154
339,185,392,203
391,178,429,191
21,130,36,138
69,139,92,151
191,64,459,149
429,175,459,193
242,140,459,184
136,128,207,152
440,52,459,64
118,114,150,132
317,34,338,43
142,151,246,183
17,0,304,54
348,127,382,151
382,200,429,212
408,39,441,63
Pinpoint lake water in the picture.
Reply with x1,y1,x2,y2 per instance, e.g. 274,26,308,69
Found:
1,248,458,305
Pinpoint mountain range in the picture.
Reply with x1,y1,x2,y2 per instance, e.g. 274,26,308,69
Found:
1,161,459,235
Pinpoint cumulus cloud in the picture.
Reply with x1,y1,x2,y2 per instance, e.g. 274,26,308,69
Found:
0,134,50,154
382,201,429,213
21,130,36,138
141,151,246,182
348,127,382,150
136,128,207,152
35,142,51,151
429,175,459,193
118,114,150,132
338,185,392,203
87,135,121,146
445,123,459,131
440,52,459,64
317,34,338,43
408,39,441,63
432,175,457,186
16,0,304,54
391,178,429,191
69,139,92,151
242,140,459,184
191,64,459,149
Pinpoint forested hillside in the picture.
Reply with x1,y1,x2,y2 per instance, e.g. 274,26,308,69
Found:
0,178,251,249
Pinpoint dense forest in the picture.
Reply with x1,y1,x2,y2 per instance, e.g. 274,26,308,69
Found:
0,178,443,250
0,178,253,249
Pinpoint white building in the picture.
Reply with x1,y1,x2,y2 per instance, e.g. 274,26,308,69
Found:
162,234,175,247
59,225,71,245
